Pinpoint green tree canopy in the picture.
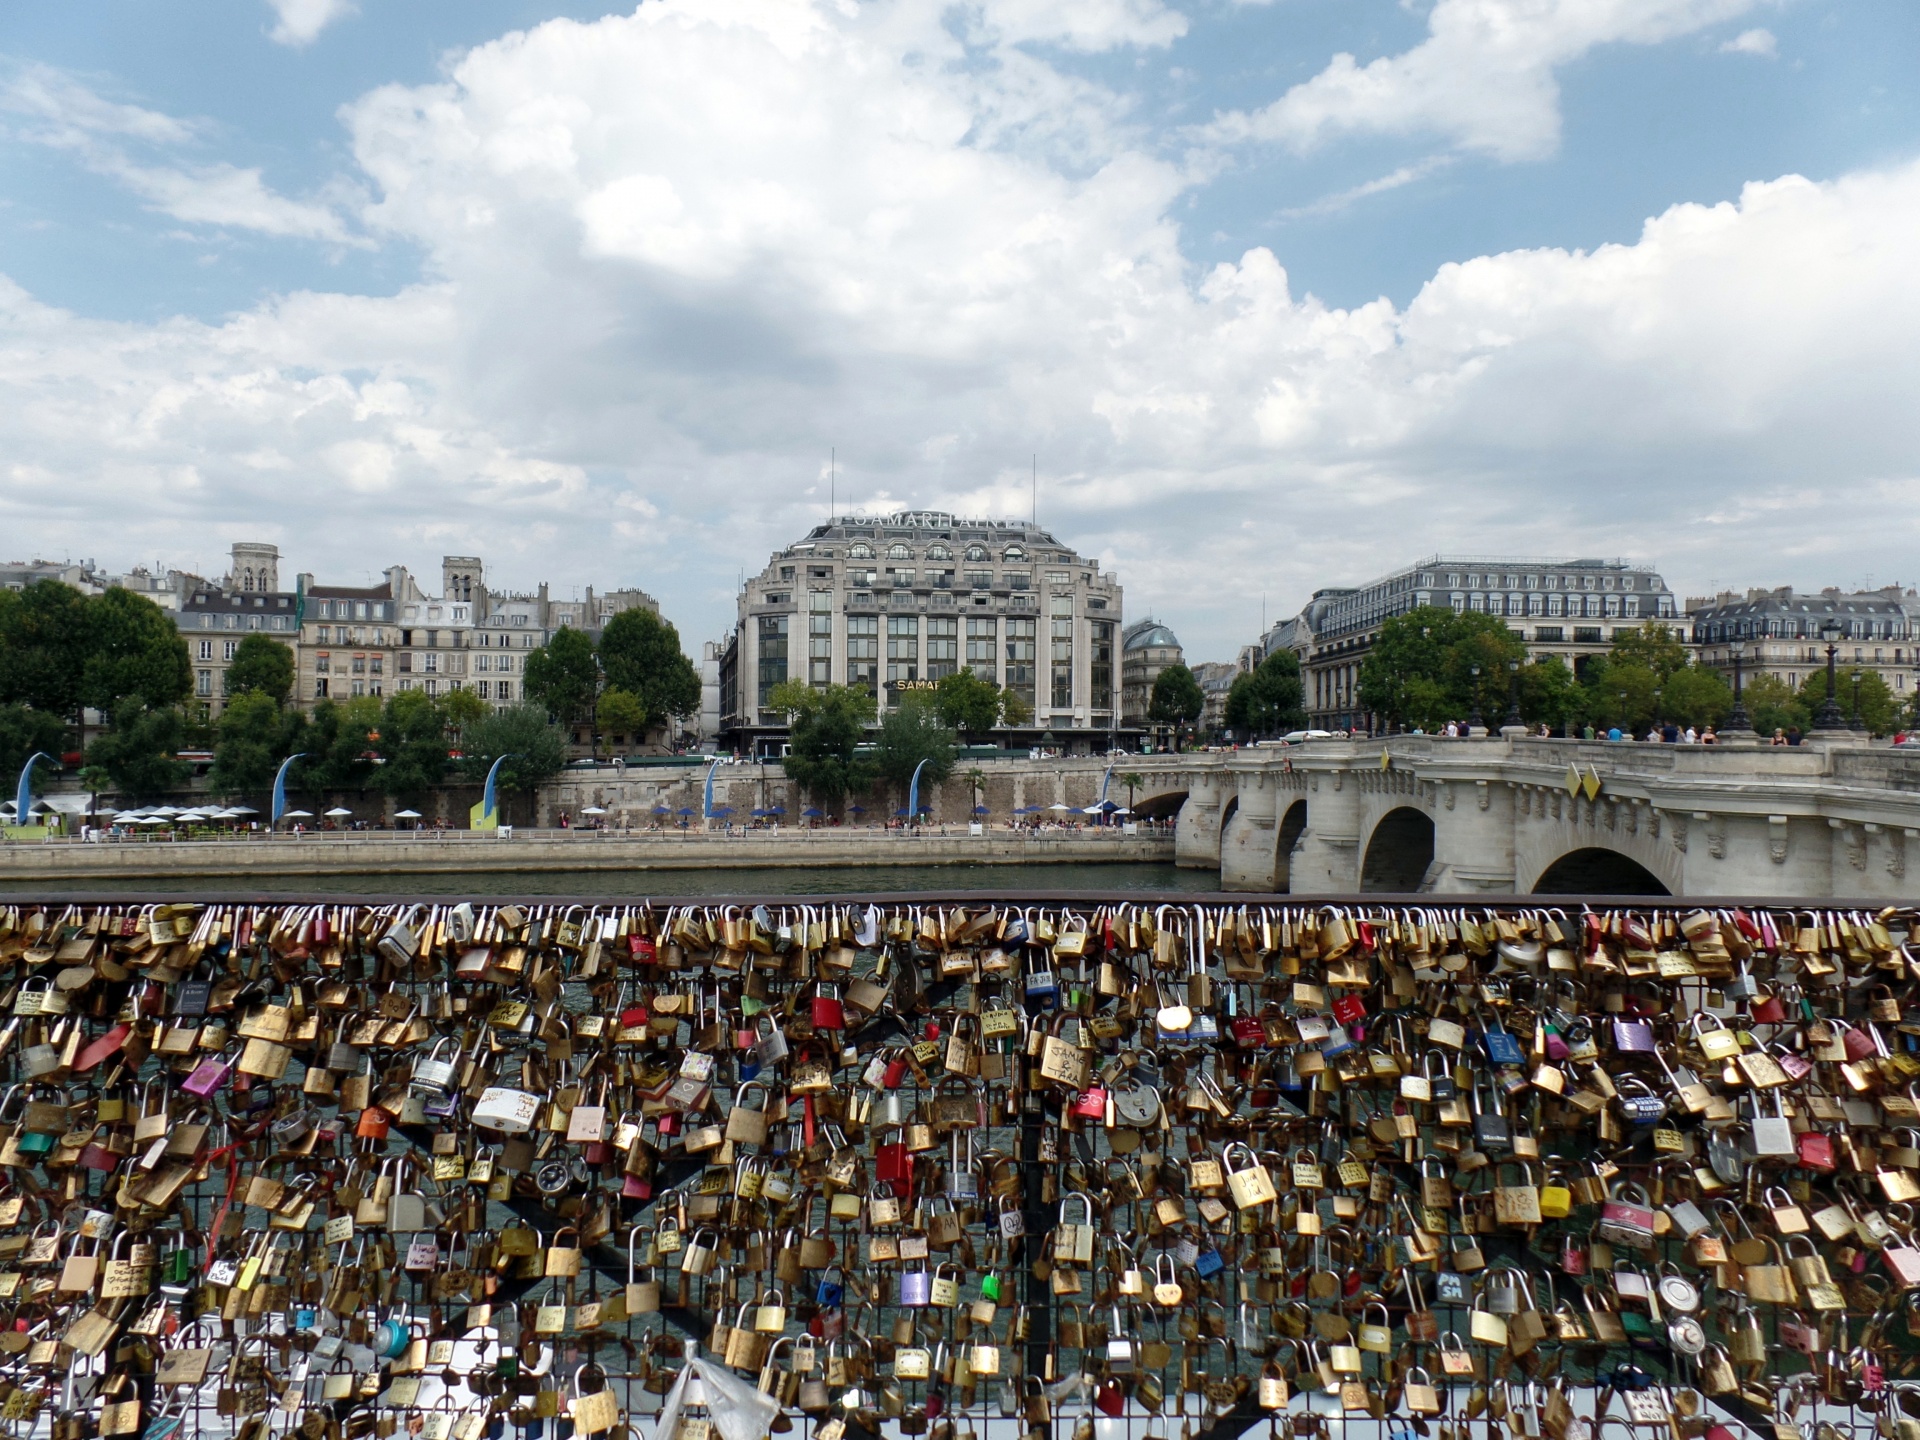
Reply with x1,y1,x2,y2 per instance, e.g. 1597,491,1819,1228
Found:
1800,665,1899,736
1148,663,1205,741
933,669,1004,739
0,581,91,720
1517,657,1582,733
209,691,309,797
376,689,451,795
874,698,955,794
0,705,67,782
1223,650,1305,738
81,588,190,716
522,626,600,734
459,704,568,801
224,634,296,703
85,701,188,800
769,681,876,803
1658,667,1734,730
1607,621,1692,681
597,609,700,735
440,686,490,745
1356,607,1526,731
1739,674,1804,739
596,688,651,743
301,697,384,792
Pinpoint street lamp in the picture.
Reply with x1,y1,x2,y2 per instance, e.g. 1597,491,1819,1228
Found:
1505,659,1522,727
1815,619,1846,730
1469,665,1483,730
1618,691,1627,733
1726,638,1749,733
1851,671,1865,731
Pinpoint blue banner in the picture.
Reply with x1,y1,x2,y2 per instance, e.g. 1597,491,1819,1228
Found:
271,753,307,826
483,753,515,823
907,758,930,821
13,753,53,827
703,758,720,819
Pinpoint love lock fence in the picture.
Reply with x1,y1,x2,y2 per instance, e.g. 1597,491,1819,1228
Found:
0,896,1913,1440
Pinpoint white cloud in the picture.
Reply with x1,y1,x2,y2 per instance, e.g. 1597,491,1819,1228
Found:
2,0,1917,658
266,0,358,47
1279,155,1455,218
1206,0,1759,162
1721,26,1778,56
1,64,357,243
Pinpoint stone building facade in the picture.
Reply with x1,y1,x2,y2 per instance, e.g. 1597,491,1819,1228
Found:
1687,586,1917,700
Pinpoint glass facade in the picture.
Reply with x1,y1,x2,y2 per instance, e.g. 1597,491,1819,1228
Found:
809,592,833,687
1050,594,1074,710
966,617,997,682
757,614,788,710
926,616,958,681
847,615,879,697
887,615,919,688
1090,621,1113,715
1005,617,1036,707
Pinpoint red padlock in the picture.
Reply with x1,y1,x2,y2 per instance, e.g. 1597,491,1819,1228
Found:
628,935,657,963
1560,1233,1588,1276
876,1141,910,1185
1071,1087,1108,1120
1095,1381,1126,1417
1331,993,1366,1026
1797,1130,1835,1171
883,1051,910,1089
1231,1016,1264,1048
812,983,846,1031
356,1107,390,1140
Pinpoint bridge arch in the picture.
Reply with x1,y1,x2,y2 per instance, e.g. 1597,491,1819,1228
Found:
1218,794,1239,834
1360,806,1435,893
1132,789,1188,821
1275,799,1308,892
1532,847,1671,896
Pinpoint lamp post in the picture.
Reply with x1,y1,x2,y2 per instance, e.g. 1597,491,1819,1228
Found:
1851,671,1865,731
1617,691,1627,734
1815,619,1846,730
1726,639,1749,733
1469,665,1483,730
1505,659,1522,727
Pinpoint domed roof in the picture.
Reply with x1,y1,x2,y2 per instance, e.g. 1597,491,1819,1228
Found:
1124,621,1181,652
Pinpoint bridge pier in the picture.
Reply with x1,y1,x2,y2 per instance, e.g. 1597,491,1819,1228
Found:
1174,773,1227,871
1424,778,1519,894
1219,770,1281,892
1287,756,1363,893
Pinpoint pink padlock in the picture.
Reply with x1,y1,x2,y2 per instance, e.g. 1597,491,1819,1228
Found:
180,1053,232,1098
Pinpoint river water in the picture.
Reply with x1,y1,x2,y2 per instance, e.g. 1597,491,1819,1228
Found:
3,861,1224,898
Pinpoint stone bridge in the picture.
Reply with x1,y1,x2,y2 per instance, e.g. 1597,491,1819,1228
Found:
1123,735,1920,898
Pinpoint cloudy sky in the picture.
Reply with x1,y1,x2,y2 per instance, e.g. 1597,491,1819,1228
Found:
2,0,1917,660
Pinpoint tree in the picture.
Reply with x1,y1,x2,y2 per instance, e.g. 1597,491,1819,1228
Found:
934,669,1004,740
460,705,568,821
0,705,66,782
963,768,986,815
1583,660,1661,733
1148,664,1205,746
209,690,307,797
1658,667,1733,730
597,609,700,740
376,689,451,796
1800,666,1899,736
1740,674,1804,738
1608,621,1691,682
999,687,1034,728
596,688,652,746
522,627,600,745
0,581,91,721
1223,651,1305,738
440,687,490,746
874,698,956,797
81,588,190,717
1356,607,1526,731
1517,657,1582,733
769,681,876,804
85,702,188,800
301,697,384,793
224,634,296,703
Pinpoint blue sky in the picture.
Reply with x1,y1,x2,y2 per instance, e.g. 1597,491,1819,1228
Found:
3,0,1919,658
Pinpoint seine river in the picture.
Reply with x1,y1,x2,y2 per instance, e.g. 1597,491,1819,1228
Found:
1,862,1223,898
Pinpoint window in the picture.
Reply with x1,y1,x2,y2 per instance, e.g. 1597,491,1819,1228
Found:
1003,546,1026,562
314,678,329,698
887,569,915,587
848,542,875,559
497,681,513,701
1004,617,1037,707
888,544,913,560
196,669,212,697
966,616,997,679
927,616,958,680
197,639,213,660
478,681,491,700
424,678,436,697
965,570,994,590
1573,626,1603,644
351,656,366,675
476,655,490,673
965,545,989,562
927,544,952,560
399,654,413,674
356,603,369,620
1534,626,1564,642
847,614,879,696
498,655,512,673
1005,571,1031,591
1050,594,1074,708
887,615,919,689
1090,621,1113,708
1046,571,1071,588
757,615,789,709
